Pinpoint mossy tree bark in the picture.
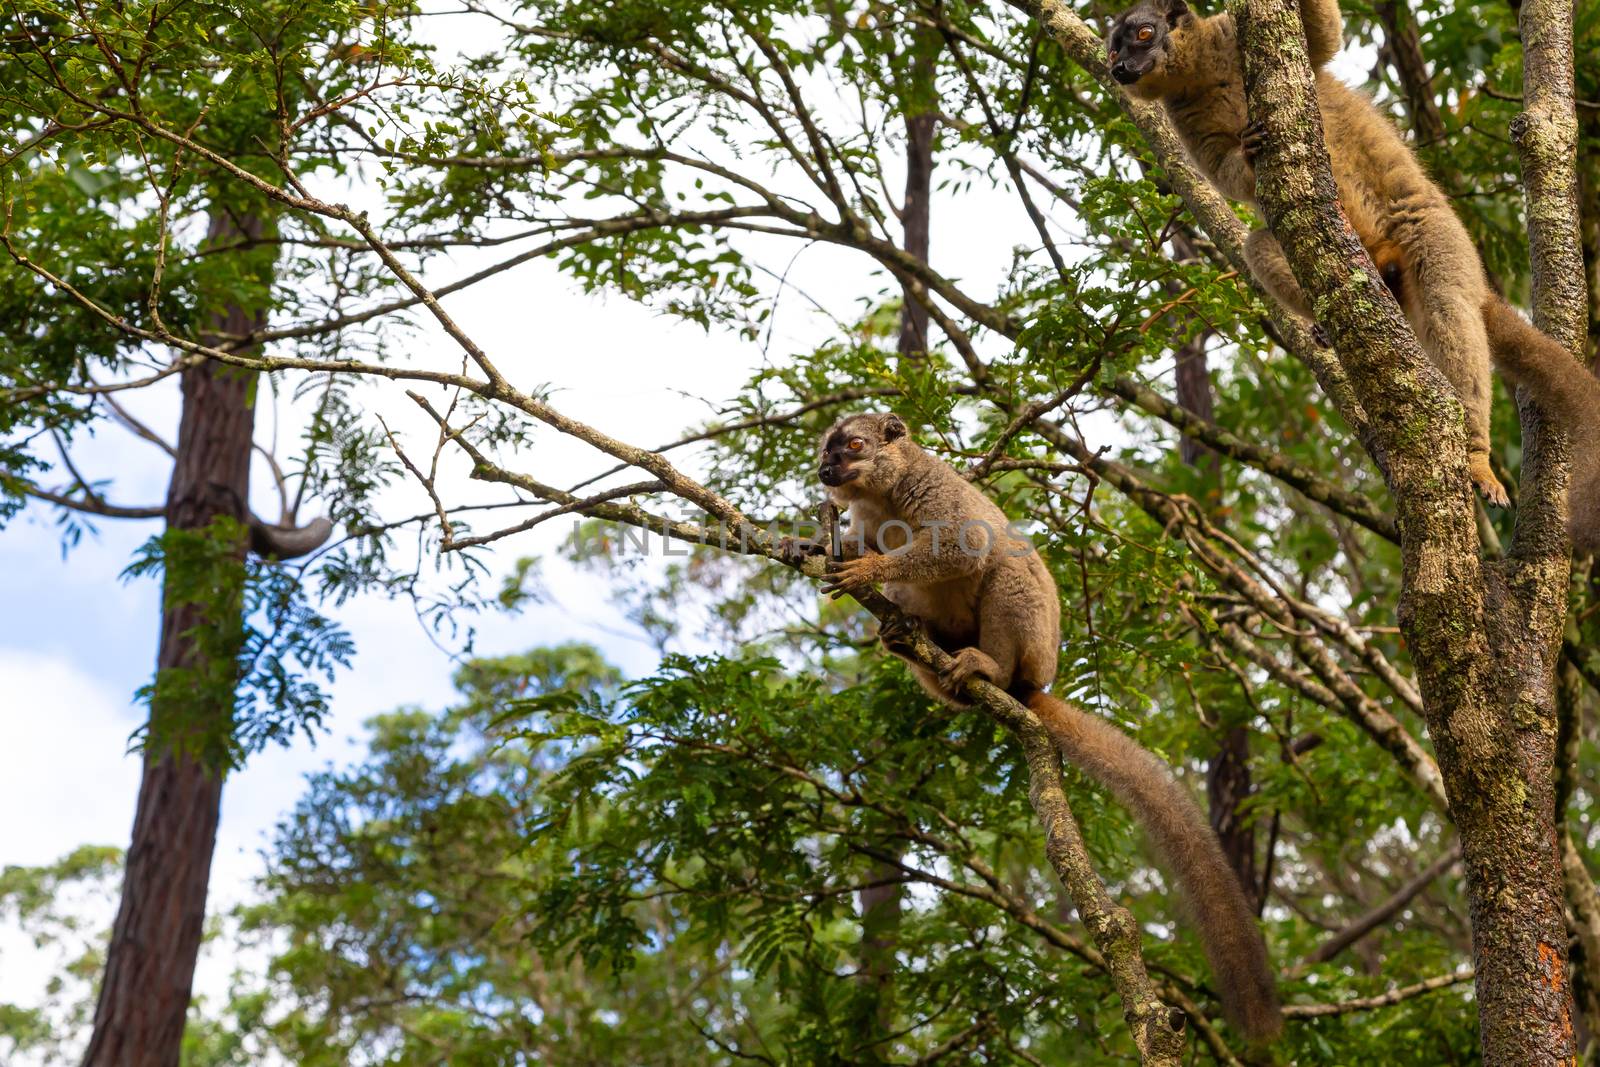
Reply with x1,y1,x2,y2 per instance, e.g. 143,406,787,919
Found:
1229,0,1584,1060
82,212,266,1067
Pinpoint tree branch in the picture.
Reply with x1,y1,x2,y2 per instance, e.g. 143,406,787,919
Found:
1283,969,1474,1018
1294,841,1462,972
1008,0,1379,465
24,483,334,560
1106,376,1397,542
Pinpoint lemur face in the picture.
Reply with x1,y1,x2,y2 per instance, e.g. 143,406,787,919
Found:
1108,0,1190,87
818,413,908,495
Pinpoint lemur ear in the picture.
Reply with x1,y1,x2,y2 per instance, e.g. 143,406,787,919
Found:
1165,0,1189,25
881,414,908,441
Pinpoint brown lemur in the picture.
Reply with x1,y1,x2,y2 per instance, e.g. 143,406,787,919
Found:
1107,0,1600,548
1107,0,1516,507
783,412,1281,1041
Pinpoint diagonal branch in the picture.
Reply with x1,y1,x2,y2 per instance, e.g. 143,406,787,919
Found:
1293,841,1462,972
1008,0,1378,467
1106,376,1397,542
1283,969,1474,1019
24,482,333,560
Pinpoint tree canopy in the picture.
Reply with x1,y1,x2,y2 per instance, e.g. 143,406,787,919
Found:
1,0,1597,1063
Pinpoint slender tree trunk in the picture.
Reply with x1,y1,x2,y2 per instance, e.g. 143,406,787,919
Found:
1162,231,1255,901
1557,661,1600,1055
1167,230,1220,476
1206,723,1259,910
1374,2,1446,150
82,211,264,1067
1164,279,1257,902
897,108,934,359
895,26,938,361
854,48,941,1056
856,871,901,1052
1577,105,1600,370
1173,337,1220,472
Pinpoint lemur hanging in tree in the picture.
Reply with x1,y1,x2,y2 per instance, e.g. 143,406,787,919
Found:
1107,0,1520,505
1107,0,1600,547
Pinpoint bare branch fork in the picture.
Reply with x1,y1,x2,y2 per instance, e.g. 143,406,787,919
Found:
20,477,333,561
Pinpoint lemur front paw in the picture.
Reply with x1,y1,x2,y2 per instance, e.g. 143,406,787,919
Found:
821,555,884,600
939,648,995,694
1469,456,1510,509
776,535,826,567
1240,119,1268,164
1310,322,1331,348
877,613,921,654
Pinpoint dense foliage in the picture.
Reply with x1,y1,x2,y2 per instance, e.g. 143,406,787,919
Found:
1,0,1597,1062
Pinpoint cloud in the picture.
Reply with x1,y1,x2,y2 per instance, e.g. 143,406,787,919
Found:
0,651,142,868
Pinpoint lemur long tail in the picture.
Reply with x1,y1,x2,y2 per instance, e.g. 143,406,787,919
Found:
1023,689,1283,1042
1483,295,1600,426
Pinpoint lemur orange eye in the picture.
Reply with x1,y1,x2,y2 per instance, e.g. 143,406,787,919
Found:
1137,26,1153,40
847,438,865,451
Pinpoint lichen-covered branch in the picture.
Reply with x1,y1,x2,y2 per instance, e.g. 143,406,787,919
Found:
1282,969,1474,1018
1229,0,1577,1058
1502,0,1585,564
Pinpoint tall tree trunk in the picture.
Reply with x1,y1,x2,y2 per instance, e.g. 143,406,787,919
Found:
1577,104,1600,370
1168,230,1220,476
854,47,940,1058
1206,723,1259,911
895,28,937,361
1165,276,1258,903
1374,2,1446,151
855,870,901,1054
1164,230,1255,902
897,108,934,360
82,211,264,1067
1232,0,1584,1058
1173,336,1219,472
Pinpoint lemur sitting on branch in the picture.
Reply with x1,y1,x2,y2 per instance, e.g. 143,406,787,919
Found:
1106,0,1599,547
784,411,1282,1041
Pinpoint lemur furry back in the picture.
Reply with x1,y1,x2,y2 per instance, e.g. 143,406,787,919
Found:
803,412,1282,1041
1109,0,1508,508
